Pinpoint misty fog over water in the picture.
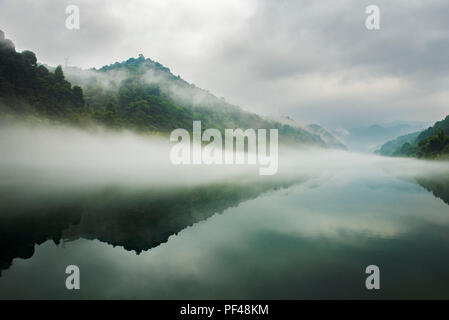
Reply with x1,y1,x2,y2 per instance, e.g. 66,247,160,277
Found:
1,122,448,187
1,122,449,299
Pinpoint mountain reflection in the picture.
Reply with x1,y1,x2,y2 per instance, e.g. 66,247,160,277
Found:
0,177,303,275
416,174,449,205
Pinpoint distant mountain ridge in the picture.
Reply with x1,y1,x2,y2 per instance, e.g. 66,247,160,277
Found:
334,122,429,152
307,124,347,150
266,115,346,149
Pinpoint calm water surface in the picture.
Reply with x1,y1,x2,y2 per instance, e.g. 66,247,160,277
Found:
1,158,449,299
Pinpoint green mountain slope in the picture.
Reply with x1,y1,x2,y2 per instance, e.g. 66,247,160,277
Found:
65,54,326,146
380,115,449,159
417,116,449,142
376,131,420,156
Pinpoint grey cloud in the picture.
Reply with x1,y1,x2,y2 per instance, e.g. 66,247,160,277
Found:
237,0,449,80
0,0,448,127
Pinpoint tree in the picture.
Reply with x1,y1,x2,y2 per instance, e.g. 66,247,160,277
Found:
105,101,117,113
37,65,49,76
55,65,65,81
418,130,449,157
72,86,84,108
21,50,37,66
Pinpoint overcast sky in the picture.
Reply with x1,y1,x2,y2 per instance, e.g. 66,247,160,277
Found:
1,0,448,127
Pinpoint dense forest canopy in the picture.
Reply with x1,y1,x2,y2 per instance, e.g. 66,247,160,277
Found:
0,32,84,120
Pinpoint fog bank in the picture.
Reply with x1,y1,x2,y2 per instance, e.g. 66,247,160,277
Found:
1,122,448,192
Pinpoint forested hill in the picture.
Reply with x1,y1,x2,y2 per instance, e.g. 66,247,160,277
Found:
0,30,342,148
0,30,84,118
66,54,329,146
379,115,449,159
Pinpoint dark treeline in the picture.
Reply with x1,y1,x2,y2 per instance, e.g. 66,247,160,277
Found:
0,31,84,120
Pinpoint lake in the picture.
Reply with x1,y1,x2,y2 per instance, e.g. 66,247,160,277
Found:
1,126,449,299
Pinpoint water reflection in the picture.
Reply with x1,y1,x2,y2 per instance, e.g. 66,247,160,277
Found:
0,172,448,299
1,129,449,299
0,177,302,276
1,170,449,299
416,174,449,205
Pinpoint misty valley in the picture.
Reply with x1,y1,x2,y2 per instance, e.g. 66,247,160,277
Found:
1,26,449,300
